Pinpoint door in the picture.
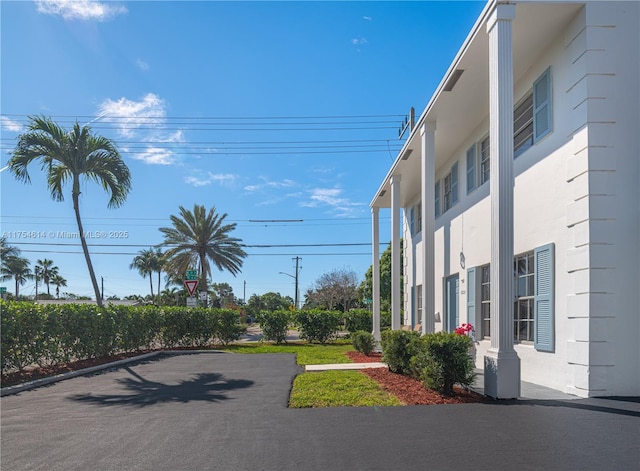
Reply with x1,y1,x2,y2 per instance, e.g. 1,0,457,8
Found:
445,274,459,332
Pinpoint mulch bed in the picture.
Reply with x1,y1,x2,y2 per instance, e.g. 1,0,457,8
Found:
345,351,487,405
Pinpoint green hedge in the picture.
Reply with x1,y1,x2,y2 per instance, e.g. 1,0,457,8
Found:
294,309,342,344
0,301,246,374
256,310,291,344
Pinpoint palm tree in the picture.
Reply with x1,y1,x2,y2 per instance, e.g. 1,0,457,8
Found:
130,248,162,302
35,258,59,296
9,116,131,307
159,204,247,302
0,237,19,259
50,273,67,299
1,255,33,298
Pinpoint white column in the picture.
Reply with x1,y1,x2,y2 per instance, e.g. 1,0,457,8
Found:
371,206,381,344
421,121,436,335
484,2,521,399
391,174,402,330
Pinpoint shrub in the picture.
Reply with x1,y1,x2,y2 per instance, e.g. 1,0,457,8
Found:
295,309,342,344
345,310,372,333
352,330,376,356
380,329,421,374
257,310,291,344
410,331,476,396
216,309,246,345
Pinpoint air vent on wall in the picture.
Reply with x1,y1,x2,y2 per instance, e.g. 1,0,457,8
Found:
444,69,464,92
401,148,413,160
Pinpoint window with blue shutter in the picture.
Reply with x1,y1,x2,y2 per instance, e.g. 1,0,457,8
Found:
435,180,441,218
466,144,476,194
409,206,415,236
534,243,555,352
467,267,476,329
533,67,552,142
451,162,459,205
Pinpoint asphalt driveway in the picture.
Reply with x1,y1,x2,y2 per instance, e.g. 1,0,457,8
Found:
2,352,639,471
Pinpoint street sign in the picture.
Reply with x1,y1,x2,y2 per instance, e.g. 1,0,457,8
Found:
186,296,197,307
184,279,199,296
199,291,207,301
0,287,6,294
185,270,198,281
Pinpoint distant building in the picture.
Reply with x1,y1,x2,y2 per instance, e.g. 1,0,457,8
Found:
370,0,639,398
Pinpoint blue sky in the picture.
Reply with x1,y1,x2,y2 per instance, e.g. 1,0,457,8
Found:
1,0,484,301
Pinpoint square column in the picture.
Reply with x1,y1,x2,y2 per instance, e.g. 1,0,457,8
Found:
484,2,521,399
371,206,381,343
421,122,436,335
391,174,402,331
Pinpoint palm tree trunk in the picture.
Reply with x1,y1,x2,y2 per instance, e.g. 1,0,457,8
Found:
15,276,19,298
73,188,103,307
157,270,161,306
149,273,154,302
35,276,39,300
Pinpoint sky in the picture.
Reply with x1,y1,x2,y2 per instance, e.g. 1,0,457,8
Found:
1,0,484,302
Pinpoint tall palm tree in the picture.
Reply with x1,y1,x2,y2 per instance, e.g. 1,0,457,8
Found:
1,255,33,298
35,258,59,296
9,116,131,307
159,204,247,301
0,237,19,259
50,273,67,299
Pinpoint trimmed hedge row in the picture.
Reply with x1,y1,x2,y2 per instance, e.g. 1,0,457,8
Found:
0,301,245,374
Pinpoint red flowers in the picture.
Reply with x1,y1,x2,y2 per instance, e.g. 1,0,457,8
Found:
454,323,474,336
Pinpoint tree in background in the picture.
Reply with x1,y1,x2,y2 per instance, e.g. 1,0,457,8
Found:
50,273,67,299
304,267,360,312
130,248,164,304
245,292,293,318
159,204,247,306
1,255,33,298
359,242,404,312
9,116,131,307
35,258,59,296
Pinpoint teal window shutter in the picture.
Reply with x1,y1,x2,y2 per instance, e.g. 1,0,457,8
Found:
451,162,459,205
409,206,415,235
467,267,476,328
435,180,441,218
466,144,476,194
533,67,552,141
534,243,555,352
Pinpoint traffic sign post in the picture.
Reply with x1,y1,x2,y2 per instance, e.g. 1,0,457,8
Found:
184,280,199,296
186,296,197,307
185,270,198,281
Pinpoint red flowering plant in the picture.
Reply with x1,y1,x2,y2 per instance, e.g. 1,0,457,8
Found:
454,323,476,342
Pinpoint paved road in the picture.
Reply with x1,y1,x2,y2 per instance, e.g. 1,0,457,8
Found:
2,352,639,471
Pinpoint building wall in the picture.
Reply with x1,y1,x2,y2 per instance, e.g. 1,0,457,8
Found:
401,2,639,396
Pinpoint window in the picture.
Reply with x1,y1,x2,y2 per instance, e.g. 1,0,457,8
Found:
467,137,490,194
468,244,555,350
514,92,534,158
442,162,458,213
514,252,535,342
409,202,422,236
480,264,491,339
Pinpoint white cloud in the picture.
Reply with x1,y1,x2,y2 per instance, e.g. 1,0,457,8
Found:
301,188,364,217
129,147,176,166
35,0,127,21
352,37,368,46
135,59,149,72
184,172,237,187
244,177,297,192
363,16,372,21
98,93,166,138
1,116,24,132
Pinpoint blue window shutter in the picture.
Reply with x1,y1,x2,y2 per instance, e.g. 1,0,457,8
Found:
533,67,552,141
467,267,476,329
435,180,441,218
534,243,555,352
451,162,459,205
466,144,476,194
409,206,415,235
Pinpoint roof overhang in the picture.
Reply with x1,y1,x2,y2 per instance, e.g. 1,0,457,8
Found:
371,0,583,209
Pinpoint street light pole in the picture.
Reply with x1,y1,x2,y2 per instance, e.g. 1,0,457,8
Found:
279,256,302,309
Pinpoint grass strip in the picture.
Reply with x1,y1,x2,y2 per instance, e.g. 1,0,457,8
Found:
289,370,402,408
223,343,354,366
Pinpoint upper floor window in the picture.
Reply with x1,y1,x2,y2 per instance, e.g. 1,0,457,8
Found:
441,162,458,213
409,202,422,236
466,135,491,194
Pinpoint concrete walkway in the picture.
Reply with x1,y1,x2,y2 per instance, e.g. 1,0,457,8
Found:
305,362,386,371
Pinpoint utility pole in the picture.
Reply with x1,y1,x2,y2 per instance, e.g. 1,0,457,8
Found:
101,277,104,301
293,257,301,310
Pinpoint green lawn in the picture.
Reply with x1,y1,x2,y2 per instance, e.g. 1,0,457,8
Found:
223,342,401,408
289,370,402,407
222,342,354,366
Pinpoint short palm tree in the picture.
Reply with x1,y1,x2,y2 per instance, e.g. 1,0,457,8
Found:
130,248,164,303
1,255,33,298
159,204,247,300
50,273,68,299
35,258,59,296
9,116,131,307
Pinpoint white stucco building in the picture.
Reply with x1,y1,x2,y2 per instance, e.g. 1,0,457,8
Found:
370,0,639,398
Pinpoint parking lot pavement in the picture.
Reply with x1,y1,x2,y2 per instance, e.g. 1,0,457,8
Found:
2,352,639,471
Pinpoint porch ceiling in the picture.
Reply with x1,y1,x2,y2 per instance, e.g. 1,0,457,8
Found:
373,1,582,209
